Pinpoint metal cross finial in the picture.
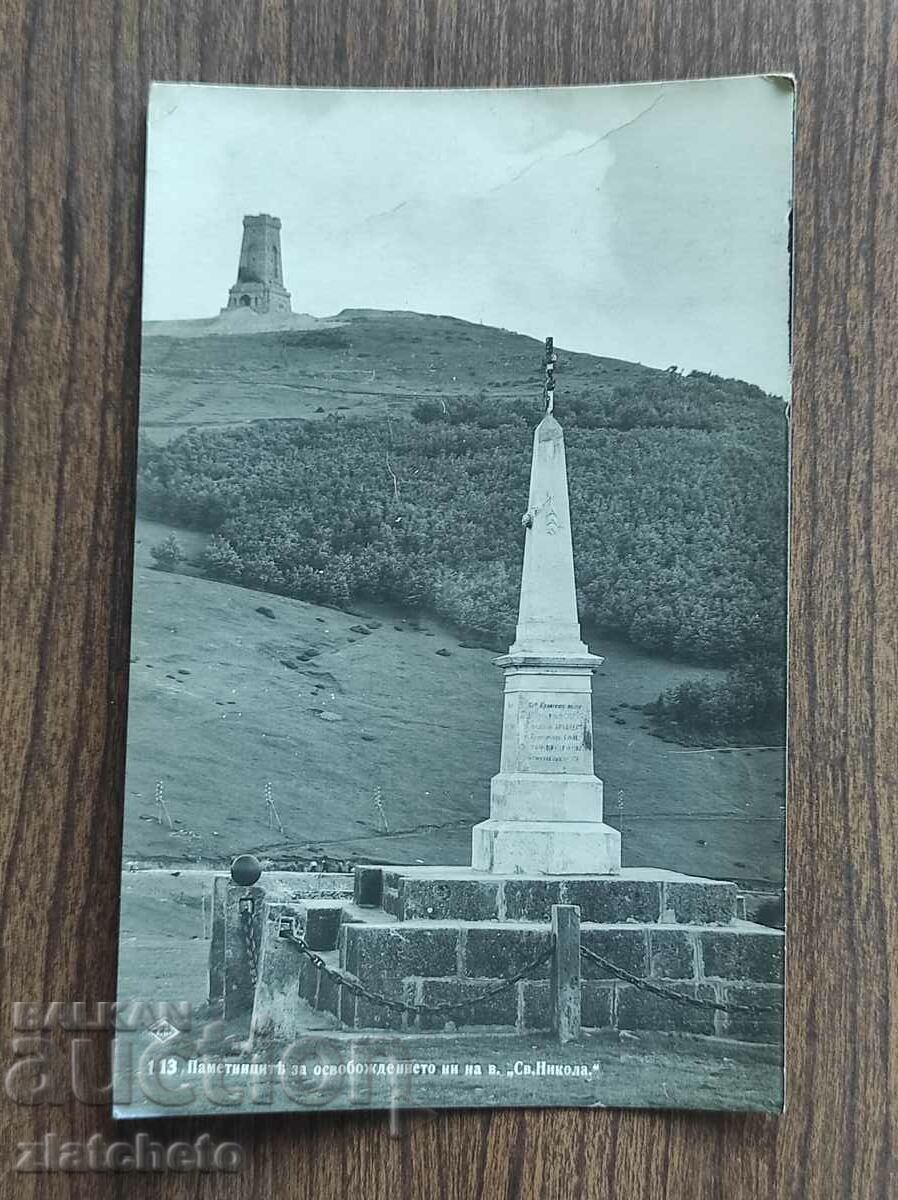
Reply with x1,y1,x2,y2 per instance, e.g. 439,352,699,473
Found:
544,336,557,414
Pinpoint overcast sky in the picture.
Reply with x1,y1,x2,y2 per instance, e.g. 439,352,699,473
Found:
144,77,793,396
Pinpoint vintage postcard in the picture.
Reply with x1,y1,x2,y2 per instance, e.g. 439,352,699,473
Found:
114,76,792,1117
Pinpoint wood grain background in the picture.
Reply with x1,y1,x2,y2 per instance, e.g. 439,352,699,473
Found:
1,1,896,1196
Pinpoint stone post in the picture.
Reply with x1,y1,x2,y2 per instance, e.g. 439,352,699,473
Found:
223,882,265,1020
208,875,227,1010
551,904,581,1043
249,903,304,1046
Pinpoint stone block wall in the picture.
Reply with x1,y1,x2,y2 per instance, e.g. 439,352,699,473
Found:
299,919,784,1043
377,869,737,925
222,869,784,1046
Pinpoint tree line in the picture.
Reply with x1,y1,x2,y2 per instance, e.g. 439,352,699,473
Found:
140,368,788,741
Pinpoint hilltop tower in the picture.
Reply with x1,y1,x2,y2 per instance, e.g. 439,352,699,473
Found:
223,214,292,314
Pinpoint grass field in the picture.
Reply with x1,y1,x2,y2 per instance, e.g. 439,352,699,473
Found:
138,309,677,444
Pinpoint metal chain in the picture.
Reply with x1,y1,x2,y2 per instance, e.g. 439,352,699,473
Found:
282,928,553,1016
274,926,778,1020
241,908,259,987
579,945,780,1016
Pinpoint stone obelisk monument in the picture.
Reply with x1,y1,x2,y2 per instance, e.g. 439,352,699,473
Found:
472,339,621,875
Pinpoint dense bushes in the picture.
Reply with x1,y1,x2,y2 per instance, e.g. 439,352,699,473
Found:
149,533,184,569
137,371,788,679
643,654,787,744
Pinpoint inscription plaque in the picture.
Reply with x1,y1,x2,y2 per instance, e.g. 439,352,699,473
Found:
518,698,591,773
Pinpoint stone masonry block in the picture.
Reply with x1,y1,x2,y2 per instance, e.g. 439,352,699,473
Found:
353,867,384,908
316,970,342,1020
337,966,403,1003
464,927,552,980
564,878,662,924
648,929,696,980
580,927,648,980
341,925,459,985
299,956,319,1006
340,989,405,1032
503,879,563,921
721,984,784,1044
336,920,349,958
418,979,517,1031
381,872,401,917
302,904,343,951
520,981,551,1031
398,877,500,922
663,881,736,925
699,928,784,984
617,982,717,1037
581,983,614,1030
521,980,613,1031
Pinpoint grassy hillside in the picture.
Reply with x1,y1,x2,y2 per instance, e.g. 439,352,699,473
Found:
139,311,788,677
127,311,787,880
126,519,785,883
138,310,688,443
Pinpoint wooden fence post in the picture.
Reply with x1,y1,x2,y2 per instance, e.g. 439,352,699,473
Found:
551,904,581,1043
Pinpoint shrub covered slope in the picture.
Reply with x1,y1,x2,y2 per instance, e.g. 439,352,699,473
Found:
139,313,788,741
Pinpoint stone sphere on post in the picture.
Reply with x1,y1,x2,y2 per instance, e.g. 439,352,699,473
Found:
230,854,262,886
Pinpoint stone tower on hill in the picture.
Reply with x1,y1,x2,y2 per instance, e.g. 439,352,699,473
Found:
223,214,292,314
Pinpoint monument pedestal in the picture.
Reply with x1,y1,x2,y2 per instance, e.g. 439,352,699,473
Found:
472,819,620,875
271,865,784,1042
472,657,621,875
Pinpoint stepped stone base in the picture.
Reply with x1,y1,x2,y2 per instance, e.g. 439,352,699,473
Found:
371,866,738,925
295,913,783,1043
472,818,621,875
223,866,784,1047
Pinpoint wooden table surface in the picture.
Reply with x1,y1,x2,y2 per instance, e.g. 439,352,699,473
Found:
1,2,896,1197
